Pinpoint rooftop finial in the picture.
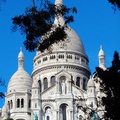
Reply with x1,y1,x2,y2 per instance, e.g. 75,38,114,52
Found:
98,45,106,69
55,0,63,5
20,47,22,52
54,0,64,26
100,45,102,50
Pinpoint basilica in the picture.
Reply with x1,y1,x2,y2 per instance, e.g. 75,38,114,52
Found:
0,0,105,120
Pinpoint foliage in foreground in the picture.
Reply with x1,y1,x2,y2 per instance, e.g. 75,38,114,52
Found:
108,0,120,11
5,118,14,120
0,78,5,98
12,0,77,52
95,51,120,120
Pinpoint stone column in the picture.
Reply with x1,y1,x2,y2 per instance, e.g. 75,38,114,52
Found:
67,80,72,93
48,55,50,63
56,110,59,120
67,109,73,120
73,54,75,62
56,81,59,94
80,57,81,64
80,78,83,89
42,80,44,92
25,93,28,111
48,77,51,88
64,52,67,62
13,94,16,110
70,110,73,120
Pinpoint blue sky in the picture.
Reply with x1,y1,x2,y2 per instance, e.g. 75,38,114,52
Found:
0,0,120,108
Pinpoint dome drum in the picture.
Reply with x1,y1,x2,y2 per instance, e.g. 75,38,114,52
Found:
33,51,89,71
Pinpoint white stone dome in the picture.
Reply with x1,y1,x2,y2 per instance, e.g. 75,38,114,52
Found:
51,27,85,54
8,49,32,92
50,0,86,54
8,69,32,91
37,1,86,55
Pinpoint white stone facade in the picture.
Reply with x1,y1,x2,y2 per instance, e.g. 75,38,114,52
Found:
0,0,106,120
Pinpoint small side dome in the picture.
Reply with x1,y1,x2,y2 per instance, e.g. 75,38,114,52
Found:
98,45,104,57
7,48,32,92
8,69,32,91
87,77,95,87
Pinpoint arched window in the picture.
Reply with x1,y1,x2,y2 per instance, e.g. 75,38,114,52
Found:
10,100,13,109
59,104,68,120
43,57,47,61
76,77,80,87
75,56,79,60
45,107,51,120
50,55,55,59
35,103,37,108
17,99,20,108
21,98,24,108
83,78,86,90
8,101,10,110
51,76,55,86
28,99,31,108
47,116,50,120
44,77,48,90
79,115,83,120
38,79,42,92
59,55,64,59
67,55,72,59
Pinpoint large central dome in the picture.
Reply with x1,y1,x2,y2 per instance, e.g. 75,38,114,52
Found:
32,0,90,77
36,0,86,56
50,26,85,54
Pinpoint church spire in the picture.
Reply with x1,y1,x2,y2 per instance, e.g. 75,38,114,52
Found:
98,45,106,69
54,0,65,26
18,47,24,69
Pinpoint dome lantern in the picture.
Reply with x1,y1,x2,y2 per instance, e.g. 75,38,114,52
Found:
18,47,24,70
55,0,63,5
54,0,65,26
98,45,106,69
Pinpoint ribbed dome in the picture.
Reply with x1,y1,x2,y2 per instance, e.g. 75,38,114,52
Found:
51,27,85,54
37,0,85,55
8,49,32,92
8,69,32,91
